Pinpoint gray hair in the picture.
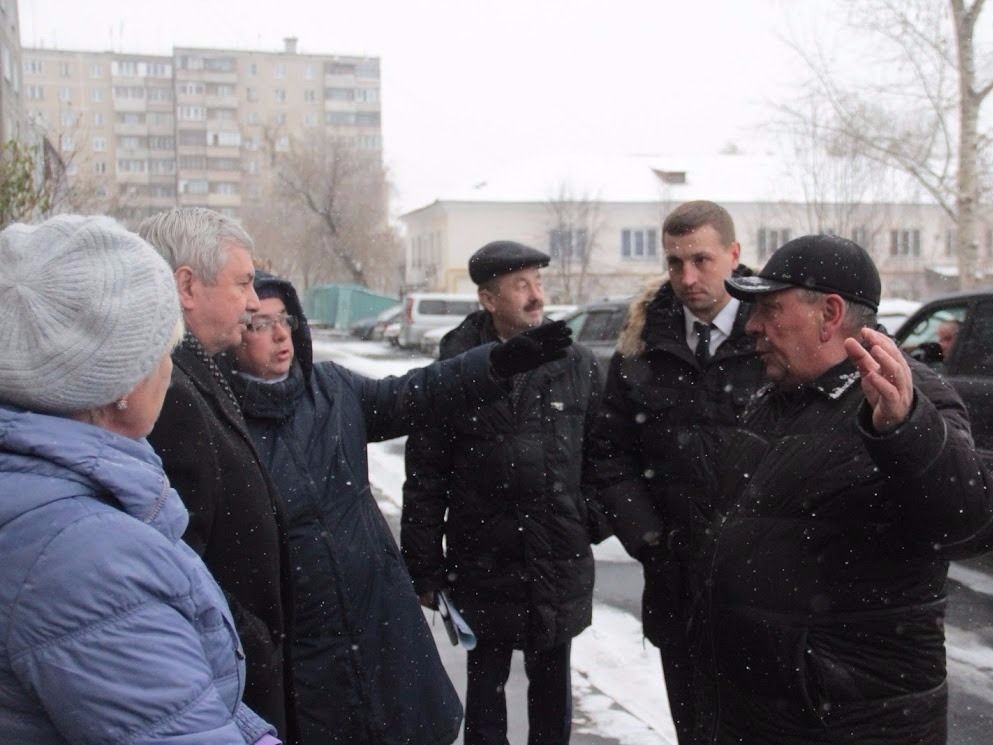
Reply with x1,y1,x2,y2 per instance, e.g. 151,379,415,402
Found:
137,207,254,284
796,288,877,333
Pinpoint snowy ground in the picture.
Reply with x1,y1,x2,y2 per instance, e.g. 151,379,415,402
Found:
314,336,993,743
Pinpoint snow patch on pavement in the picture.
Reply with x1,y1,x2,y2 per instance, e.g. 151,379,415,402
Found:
572,605,677,743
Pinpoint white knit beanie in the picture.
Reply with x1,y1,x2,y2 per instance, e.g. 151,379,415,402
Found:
0,215,180,415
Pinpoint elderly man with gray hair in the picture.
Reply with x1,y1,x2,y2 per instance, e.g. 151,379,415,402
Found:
142,208,297,743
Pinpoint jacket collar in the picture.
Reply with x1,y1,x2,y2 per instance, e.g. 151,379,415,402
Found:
753,358,862,407
230,360,306,421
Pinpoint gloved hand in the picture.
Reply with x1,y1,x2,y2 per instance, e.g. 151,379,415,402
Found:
489,320,573,378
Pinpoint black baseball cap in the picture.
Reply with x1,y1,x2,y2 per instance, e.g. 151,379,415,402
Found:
725,234,881,311
469,240,550,285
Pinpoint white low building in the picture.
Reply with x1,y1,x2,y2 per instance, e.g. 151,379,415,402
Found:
400,152,993,303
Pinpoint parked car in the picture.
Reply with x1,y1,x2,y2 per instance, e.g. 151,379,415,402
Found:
563,298,631,372
383,320,402,347
894,288,993,454
350,304,403,341
397,293,481,349
877,297,922,334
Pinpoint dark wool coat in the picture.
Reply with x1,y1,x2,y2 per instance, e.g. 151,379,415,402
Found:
691,358,993,745
226,275,507,745
588,276,765,646
402,311,603,651
148,343,297,742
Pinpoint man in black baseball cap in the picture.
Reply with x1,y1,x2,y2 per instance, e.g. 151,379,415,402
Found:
725,233,881,311
687,233,993,744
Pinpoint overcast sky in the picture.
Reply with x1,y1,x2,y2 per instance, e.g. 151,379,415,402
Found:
19,0,830,213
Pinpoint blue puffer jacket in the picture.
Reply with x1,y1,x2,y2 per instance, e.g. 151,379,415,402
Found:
0,406,275,744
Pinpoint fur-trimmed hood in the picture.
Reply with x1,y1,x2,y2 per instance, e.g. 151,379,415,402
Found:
616,265,755,359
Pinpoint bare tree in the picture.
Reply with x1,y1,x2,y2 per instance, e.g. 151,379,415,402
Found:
259,130,395,289
780,0,992,289
543,182,604,303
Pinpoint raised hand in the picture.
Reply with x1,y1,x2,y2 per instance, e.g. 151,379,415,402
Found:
489,320,573,378
843,326,913,434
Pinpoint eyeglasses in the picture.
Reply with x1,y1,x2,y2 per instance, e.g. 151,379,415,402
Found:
246,313,299,333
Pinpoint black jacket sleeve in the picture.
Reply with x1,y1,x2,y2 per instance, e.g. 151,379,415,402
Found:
401,425,453,595
586,352,664,558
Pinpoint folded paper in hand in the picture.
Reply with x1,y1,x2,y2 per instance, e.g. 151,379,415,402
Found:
437,590,476,650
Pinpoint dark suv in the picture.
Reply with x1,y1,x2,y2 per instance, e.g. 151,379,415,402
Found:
895,288,993,454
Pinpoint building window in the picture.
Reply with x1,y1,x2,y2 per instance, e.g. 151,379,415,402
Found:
303,89,316,103
210,130,242,147
93,112,104,126
325,61,356,76
621,228,658,259
23,58,42,74
303,111,319,127
246,86,258,102
26,84,43,100
273,112,286,125
274,88,286,103
273,62,286,79
148,158,176,175
757,228,791,260
211,181,239,195
113,60,137,76
180,179,209,194
90,63,102,78
179,155,207,169
177,81,205,96
304,64,315,80
355,87,379,103
59,86,71,102
94,160,106,174
889,229,921,257
91,88,103,102
177,105,206,121
326,87,354,101
92,136,107,152
147,86,172,101
355,59,380,79
275,136,289,152
355,111,380,126
325,111,356,125
548,228,588,259
60,111,76,126
58,62,71,78
945,229,957,257
117,158,147,173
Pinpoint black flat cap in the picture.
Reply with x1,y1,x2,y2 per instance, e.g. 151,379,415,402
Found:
725,234,881,311
468,240,550,285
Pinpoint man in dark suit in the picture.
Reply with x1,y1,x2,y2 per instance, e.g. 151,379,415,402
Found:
141,207,296,742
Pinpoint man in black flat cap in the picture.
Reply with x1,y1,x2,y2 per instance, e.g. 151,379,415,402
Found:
402,240,607,745
686,234,993,744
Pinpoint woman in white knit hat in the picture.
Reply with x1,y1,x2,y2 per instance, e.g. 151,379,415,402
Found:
0,215,280,744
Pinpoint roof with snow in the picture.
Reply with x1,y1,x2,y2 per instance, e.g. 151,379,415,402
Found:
402,151,936,215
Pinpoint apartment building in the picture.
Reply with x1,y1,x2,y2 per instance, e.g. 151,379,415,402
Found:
0,0,24,142
21,37,382,225
401,153,993,302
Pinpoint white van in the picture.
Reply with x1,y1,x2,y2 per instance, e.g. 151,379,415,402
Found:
398,292,481,349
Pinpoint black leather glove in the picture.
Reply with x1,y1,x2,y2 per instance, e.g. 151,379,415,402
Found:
489,320,573,378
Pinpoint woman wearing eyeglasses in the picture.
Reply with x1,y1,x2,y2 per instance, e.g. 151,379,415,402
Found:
0,216,278,744
221,271,572,745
